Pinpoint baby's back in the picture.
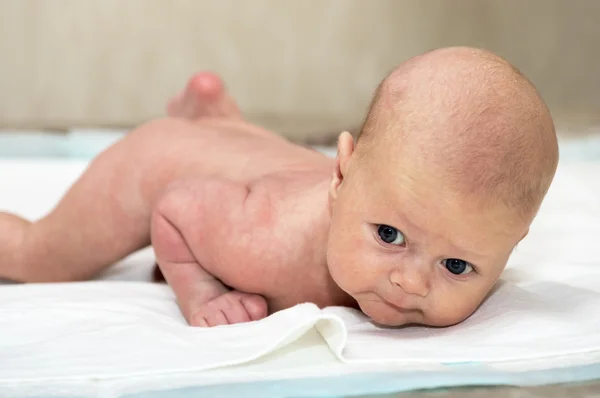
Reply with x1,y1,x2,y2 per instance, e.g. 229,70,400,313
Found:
121,118,331,204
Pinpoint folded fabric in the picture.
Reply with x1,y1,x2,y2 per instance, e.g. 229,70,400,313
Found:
2,264,600,396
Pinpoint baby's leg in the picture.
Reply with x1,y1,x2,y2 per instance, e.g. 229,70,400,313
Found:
167,72,242,120
0,120,181,282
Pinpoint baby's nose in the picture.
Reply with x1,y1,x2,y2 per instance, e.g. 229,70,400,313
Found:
389,266,430,297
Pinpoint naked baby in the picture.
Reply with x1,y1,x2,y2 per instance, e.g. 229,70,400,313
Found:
0,47,558,328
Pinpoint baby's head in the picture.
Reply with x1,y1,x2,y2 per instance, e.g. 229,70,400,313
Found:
326,47,558,327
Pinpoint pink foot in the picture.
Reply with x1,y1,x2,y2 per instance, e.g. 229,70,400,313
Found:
167,72,242,120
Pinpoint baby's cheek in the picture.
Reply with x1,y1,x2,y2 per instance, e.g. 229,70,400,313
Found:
326,248,350,289
326,245,366,293
427,289,484,327
327,216,375,293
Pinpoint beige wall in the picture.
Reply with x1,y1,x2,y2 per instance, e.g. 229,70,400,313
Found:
0,0,598,141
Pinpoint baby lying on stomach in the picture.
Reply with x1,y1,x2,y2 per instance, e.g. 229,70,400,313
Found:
0,47,558,328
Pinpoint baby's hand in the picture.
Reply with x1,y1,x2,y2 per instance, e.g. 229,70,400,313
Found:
190,290,268,327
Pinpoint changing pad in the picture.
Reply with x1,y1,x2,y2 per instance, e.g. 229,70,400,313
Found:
1,156,600,398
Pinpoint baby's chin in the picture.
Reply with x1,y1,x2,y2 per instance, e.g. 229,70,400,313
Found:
356,298,418,327
357,297,473,328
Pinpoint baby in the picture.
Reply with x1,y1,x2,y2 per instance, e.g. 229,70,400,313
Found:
0,47,558,328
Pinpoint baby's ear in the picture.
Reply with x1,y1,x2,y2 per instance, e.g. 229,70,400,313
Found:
329,132,355,203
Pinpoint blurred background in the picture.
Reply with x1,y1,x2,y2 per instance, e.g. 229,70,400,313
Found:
1,0,599,146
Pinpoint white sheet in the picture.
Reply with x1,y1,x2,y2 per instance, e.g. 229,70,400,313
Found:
1,158,599,398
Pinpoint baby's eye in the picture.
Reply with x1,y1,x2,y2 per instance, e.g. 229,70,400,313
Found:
377,225,405,246
443,258,473,276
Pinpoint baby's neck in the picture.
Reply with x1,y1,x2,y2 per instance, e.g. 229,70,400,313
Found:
266,176,355,311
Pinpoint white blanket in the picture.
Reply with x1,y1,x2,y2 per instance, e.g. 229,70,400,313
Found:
1,158,599,397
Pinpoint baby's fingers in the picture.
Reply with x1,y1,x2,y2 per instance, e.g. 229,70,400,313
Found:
189,291,268,327
194,309,228,327
240,294,268,321
221,298,252,324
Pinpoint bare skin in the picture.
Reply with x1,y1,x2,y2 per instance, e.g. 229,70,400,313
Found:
0,72,354,326
0,48,558,328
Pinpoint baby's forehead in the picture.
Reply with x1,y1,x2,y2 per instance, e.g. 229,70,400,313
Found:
359,95,540,205
354,162,528,249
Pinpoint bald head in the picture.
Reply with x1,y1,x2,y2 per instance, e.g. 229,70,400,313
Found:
356,47,558,219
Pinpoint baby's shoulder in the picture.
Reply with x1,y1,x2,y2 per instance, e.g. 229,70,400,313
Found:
252,171,328,215
248,172,329,246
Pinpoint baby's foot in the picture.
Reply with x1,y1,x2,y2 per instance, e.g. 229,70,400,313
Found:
166,72,243,120
0,212,31,281
190,290,268,327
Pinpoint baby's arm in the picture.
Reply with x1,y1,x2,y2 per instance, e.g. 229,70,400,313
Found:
151,178,268,327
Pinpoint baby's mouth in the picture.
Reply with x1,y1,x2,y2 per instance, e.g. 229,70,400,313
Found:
357,292,415,313
379,294,418,313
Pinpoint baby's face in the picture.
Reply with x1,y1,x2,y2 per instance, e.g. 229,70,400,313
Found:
327,148,529,327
